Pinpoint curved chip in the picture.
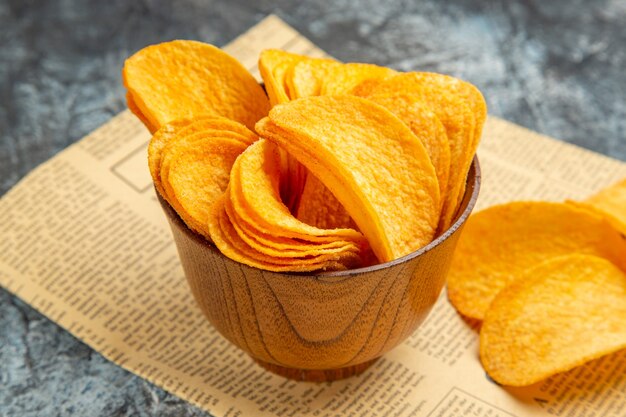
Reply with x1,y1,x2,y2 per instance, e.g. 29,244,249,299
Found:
258,49,334,106
162,137,248,238
148,116,258,201
447,201,626,320
365,93,451,201
296,174,356,230
219,195,357,266
354,72,485,231
294,94,450,233
480,254,626,386
123,40,270,131
290,59,395,99
126,92,157,133
320,62,396,96
223,191,360,258
208,196,356,272
290,59,335,98
583,178,626,235
148,118,195,198
256,95,440,262
229,139,364,243
228,203,352,252
148,116,258,238
173,116,260,145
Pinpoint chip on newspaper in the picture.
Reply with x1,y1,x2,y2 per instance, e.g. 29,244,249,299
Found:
447,180,626,386
123,40,486,271
480,254,626,387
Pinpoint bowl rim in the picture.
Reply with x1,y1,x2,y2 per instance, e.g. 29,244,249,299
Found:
160,156,481,277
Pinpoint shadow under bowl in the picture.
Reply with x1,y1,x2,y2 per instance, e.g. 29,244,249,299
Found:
158,158,481,382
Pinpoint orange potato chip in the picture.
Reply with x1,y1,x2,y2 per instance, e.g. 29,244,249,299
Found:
221,198,357,266
148,118,195,198
259,49,296,105
290,59,395,99
148,116,258,201
348,77,384,96
173,116,260,145
289,59,333,98
296,174,356,230
123,40,269,131
480,254,626,386
163,126,257,201
229,139,364,244
365,93,451,201
161,137,248,238
354,72,485,232
258,49,332,106
208,195,359,272
256,95,440,262
566,200,626,238
320,63,396,96
447,201,626,320
148,116,258,238
295,94,450,234
225,194,360,259
583,178,626,235
293,175,379,267
126,92,157,133
226,196,360,254
257,49,332,214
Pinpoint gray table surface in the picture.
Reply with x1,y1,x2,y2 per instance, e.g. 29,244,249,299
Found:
1,1,625,416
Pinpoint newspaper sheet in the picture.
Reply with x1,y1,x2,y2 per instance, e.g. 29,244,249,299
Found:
2,14,626,417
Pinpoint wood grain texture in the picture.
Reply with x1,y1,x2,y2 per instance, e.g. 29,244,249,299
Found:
159,160,480,381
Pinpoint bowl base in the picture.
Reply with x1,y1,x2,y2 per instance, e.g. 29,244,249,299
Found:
254,358,379,382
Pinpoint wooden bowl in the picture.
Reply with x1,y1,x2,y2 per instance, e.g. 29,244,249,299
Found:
158,158,481,381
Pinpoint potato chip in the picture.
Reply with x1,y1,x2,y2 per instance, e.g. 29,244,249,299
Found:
258,49,336,215
229,139,364,243
123,40,269,131
223,186,360,257
289,59,332,98
290,59,395,99
173,116,260,145
292,175,381,267
148,116,258,201
126,92,157,133
226,200,360,259
162,137,248,238
365,93,450,201
480,254,626,386
258,50,331,106
354,72,485,231
583,178,626,235
256,95,440,262
148,119,194,198
209,195,360,272
567,200,626,238
348,77,385,97
226,197,360,256
220,196,358,265
447,201,626,320
147,116,258,238
320,63,396,96
294,94,450,233
282,149,308,214
296,174,356,230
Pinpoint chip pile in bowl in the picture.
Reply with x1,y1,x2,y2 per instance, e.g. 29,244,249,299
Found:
123,41,486,271
447,179,626,386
